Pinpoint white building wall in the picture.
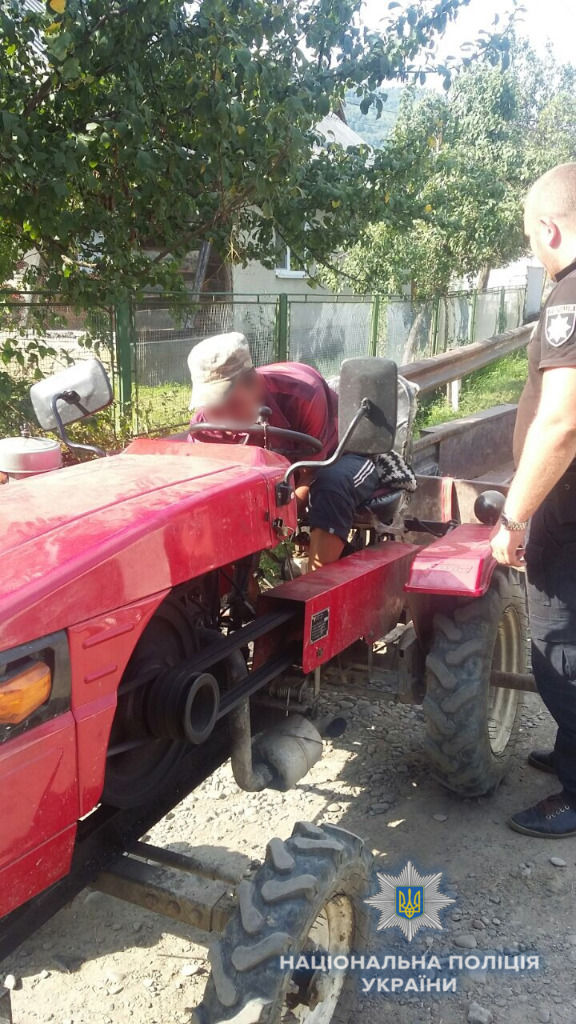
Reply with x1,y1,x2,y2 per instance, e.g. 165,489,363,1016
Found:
232,261,333,297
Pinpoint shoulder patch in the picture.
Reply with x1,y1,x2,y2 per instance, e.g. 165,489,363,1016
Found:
545,304,576,347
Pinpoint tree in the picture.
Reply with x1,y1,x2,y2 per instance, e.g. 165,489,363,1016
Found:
0,0,512,305
521,43,576,174
324,39,576,302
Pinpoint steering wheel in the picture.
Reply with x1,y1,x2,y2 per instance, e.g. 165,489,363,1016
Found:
187,419,323,459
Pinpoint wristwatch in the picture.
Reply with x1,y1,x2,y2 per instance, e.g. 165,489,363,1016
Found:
500,512,528,531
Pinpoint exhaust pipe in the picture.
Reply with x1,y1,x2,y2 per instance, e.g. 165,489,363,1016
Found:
314,714,348,739
142,633,339,788
136,633,345,780
251,713,324,791
229,701,324,792
228,700,276,792
225,649,325,793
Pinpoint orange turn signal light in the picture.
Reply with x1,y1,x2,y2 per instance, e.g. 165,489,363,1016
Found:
0,661,52,725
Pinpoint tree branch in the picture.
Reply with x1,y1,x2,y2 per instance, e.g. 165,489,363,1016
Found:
23,3,135,118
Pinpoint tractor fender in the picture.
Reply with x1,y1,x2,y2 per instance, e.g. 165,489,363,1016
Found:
405,523,497,600
404,523,499,648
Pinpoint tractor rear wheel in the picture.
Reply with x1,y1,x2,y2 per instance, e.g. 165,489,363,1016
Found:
195,822,372,1024
423,569,527,797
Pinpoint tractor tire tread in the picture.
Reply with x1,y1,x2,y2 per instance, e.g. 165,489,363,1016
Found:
423,570,527,797
196,821,372,1024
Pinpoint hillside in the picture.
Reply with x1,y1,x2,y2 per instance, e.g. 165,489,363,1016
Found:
343,86,406,147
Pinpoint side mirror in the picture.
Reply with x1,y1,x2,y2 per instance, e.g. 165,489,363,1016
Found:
30,358,113,431
338,357,398,455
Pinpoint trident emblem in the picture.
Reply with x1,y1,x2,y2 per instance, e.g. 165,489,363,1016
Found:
396,886,423,920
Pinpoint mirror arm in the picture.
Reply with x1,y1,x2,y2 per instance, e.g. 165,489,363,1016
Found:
275,400,370,507
50,392,107,459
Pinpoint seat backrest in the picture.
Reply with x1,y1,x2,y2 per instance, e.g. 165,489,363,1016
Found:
394,375,419,461
338,357,398,455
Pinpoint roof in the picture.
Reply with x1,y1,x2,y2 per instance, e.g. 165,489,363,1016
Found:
315,113,368,150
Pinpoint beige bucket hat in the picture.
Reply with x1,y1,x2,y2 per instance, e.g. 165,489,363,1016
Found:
188,332,253,410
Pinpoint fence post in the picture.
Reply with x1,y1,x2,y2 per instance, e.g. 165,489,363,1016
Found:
114,296,134,416
369,294,380,357
498,287,507,334
470,289,478,343
448,378,461,412
276,293,289,362
431,297,440,355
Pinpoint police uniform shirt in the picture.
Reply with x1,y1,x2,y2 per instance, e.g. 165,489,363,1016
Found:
515,259,576,454
531,260,576,370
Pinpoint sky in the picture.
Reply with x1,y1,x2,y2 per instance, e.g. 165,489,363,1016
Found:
361,0,576,67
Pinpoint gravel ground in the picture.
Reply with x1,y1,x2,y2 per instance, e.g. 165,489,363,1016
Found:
3,684,573,1024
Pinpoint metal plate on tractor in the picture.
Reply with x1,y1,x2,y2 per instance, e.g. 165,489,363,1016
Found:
255,544,418,674
310,608,330,644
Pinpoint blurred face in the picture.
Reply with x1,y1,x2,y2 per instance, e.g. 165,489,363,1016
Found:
204,371,263,424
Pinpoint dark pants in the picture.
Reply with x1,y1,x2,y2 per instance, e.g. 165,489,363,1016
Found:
308,453,380,542
526,471,576,799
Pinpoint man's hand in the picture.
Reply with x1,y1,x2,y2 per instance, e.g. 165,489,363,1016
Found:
490,524,526,568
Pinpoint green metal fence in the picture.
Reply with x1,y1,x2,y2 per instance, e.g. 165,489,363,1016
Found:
128,287,527,432
1,286,527,436
0,291,115,381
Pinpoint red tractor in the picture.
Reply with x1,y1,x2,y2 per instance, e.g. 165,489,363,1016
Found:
0,356,528,1024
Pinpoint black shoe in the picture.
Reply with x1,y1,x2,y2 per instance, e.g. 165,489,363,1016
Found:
509,791,576,838
528,749,556,775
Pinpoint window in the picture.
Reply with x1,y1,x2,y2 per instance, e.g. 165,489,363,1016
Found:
275,237,309,279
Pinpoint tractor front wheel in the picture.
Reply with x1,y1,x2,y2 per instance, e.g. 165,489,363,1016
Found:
195,822,372,1024
423,569,528,797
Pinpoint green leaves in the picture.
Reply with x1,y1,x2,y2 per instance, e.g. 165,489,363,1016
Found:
1,110,17,133
0,0,507,306
235,47,252,69
46,29,73,62
323,39,576,301
61,56,81,81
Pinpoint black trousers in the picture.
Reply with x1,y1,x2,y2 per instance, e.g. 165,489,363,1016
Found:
525,471,576,799
308,453,380,542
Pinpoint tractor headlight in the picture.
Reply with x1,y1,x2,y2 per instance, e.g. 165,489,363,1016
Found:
0,660,52,725
0,632,70,742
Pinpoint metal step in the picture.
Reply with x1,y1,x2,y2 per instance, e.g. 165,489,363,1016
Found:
91,842,242,936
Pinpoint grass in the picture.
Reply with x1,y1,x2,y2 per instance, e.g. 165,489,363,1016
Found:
414,349,528,433
133,381,191,433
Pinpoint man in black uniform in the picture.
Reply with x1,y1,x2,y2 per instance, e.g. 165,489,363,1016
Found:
491,162,576,837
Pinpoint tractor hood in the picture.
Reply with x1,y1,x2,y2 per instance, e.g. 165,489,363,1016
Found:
0,440,292,651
